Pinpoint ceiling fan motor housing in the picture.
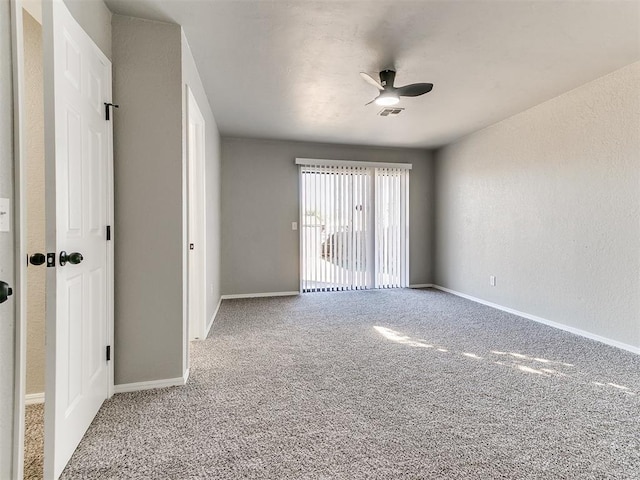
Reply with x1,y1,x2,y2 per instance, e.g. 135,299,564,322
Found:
380,70,396,88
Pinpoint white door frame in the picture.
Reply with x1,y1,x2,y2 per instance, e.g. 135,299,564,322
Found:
186,86,207,341
10,2,27,478
10,0,115,477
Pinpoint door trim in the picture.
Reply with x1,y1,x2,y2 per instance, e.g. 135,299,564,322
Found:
10,1,27,478
105,31,115,402
186,85,207,341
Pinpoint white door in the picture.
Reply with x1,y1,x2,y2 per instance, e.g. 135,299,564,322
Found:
42,0,113,477
187,87,206,340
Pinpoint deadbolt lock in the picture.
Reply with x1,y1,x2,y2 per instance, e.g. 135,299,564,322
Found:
29,253,46,266
0,280,13,304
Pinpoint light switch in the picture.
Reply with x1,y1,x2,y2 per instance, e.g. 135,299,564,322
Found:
0,198,10,232
291,222,298,231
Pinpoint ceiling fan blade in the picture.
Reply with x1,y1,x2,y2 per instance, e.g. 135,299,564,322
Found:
365,97,377,106
396,83,434,97
360,72,384,91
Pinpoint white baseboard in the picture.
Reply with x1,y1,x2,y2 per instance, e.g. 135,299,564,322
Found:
409,284,434,289
205,296,222,338
114,371,189,394
221,291,299,300
25,392,44,405
432,285,640,355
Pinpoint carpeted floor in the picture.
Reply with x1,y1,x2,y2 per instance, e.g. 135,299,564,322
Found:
60,288,640,479
24,403,44,479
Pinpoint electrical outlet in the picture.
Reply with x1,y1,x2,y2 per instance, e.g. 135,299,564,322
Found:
490,275,496,287
0,198,10,232
292,222,298,231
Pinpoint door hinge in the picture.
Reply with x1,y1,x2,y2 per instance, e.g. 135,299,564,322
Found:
46,253,56,267
106,225,111,241
104,102,119,121
106,345,111,362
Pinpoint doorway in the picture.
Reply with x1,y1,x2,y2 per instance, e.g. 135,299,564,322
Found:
22,6,46,478
13,0,115,477
298,159,410,292
186,86,207,341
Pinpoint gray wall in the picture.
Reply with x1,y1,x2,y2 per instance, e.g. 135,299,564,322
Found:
434,62,640,349
64,0,112,59
23,11,46,396
181,32,222,333
221,137,434,295
112,15,185,384
0,0,16,475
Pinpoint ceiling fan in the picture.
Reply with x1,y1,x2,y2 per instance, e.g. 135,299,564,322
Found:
360,70,433,106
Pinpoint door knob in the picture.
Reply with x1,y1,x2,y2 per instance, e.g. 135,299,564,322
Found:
0,280,13,304
59,251,83,266
29,253,46,266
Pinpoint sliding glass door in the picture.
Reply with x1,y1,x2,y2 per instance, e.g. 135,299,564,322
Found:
298,159,410,293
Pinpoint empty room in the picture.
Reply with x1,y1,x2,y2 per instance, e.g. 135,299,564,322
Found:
1,0,639,479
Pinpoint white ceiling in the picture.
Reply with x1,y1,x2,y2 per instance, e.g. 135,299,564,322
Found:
104,0,640,149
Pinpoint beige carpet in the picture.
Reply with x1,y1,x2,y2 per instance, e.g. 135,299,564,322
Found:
24,403,44,480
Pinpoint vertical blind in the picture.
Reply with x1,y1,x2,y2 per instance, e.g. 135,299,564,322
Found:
297,159,410,293
375,167,409,289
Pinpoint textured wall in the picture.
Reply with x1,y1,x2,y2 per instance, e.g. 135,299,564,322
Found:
221,138,434,295
434,62,640,349
112,15,185,384
23,11,46,395
181,31,222,346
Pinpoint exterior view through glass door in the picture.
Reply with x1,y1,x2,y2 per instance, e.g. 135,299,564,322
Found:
297,159,410,293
